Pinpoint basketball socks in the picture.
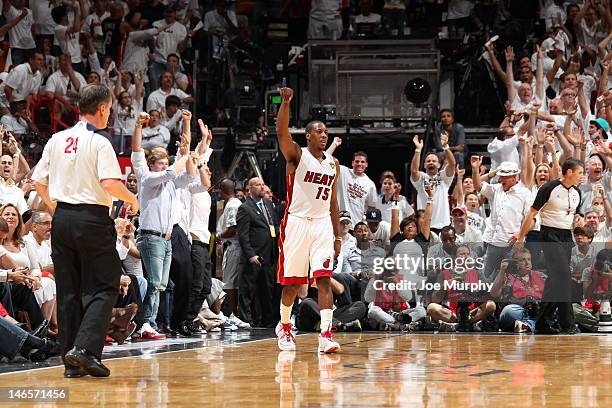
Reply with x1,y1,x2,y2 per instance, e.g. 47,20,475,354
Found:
280,303,292,325
320,309,333,333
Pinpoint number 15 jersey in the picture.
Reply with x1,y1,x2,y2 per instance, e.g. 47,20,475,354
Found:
287,148,336,219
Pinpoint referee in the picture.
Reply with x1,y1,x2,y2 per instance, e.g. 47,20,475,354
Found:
512,158,584,334
33,84,139,378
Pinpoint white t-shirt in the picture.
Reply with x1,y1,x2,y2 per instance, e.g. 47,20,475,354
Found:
354,14,381,24
203,9,239,36
32,120,123,208
146,88,189,112
447,0,474,20
369,221,391,246
487,135,520,173
377,195,414,224
141,125,171,150
0,179,28,214
121,28,158,76
82,11,110,55
0,113,28,135
31,1,55,35
45,70,87,101
337,165,378,226
4,6,35,49
4,62,43,100
23,232,52,268
411,171,454,230
217,197,242,244
54,25,82,64
112,99,142,137
152,20,187,64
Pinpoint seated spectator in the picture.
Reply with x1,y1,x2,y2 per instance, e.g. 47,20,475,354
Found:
160,95,182,135
141,109,171,150
51,2,83,73
491,248,546,333
0,152,27,213
0,204,56,324
582,248,611,301
450,206,483,256
308,0,342,39
166,53,189,91
432,109,466,167
45,54,87,105
0,100,38,140
427,244,496,332
377,173,413,224
296,273,366,332
354,0,381,26
146,71,193,114
113,172,139,219
3,50,43,109
341,222,386,279
365,260,427,331
571,226,596,302
0,316,58,362
365,208,393,247
584,204,612,243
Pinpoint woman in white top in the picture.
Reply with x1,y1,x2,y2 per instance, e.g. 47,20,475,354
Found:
0,204,56,324
378,174,414,224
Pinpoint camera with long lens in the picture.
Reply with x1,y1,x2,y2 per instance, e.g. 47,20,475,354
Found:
523,296,539,320
503,258,520,276
456,301,472,332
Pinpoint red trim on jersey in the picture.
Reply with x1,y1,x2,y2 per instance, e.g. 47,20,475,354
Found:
277,172,296,285
311,269,333,279
280,276,309,285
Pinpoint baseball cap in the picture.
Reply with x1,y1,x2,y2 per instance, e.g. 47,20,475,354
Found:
339,211,352,224
591,118,610,134
497,161,520,176
365,208,382,223
451,206,467,216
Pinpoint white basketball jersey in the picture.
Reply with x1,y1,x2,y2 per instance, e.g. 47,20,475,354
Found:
287,148,337,219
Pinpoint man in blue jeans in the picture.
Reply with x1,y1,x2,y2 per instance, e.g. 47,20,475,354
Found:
490,248,545,333
130,110,195,340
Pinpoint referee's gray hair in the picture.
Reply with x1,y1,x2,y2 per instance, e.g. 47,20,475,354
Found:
31,211,50,224
79,84,112,115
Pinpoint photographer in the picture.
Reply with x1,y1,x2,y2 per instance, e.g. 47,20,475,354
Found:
427,244,496,332
491,248,546,333
582,249,612,301
0,100,38,141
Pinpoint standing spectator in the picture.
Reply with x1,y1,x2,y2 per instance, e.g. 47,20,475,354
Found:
327,138,378,227
82,0,110,57
2,0,35,66
236,177,278,327
139,0,166,28
473,159,532,280
377,173,413,224
0,153,27,213
100,3,124,63
3,50,44,109
308,0,342,39
216,177,243,322
433,110,466,167
121,14,169,85
573,0,610,49
150,5,188,91
410,134,456,231
166,53,188,91
488,127,520,172
112,71,144,153
52,2,83,73
30,0,55,45
146,71,193,113
130,111,193,340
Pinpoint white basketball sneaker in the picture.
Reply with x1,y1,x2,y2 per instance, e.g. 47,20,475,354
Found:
318,330,340,353
276,322,296,351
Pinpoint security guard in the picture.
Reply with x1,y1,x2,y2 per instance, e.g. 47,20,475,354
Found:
33,84,139,378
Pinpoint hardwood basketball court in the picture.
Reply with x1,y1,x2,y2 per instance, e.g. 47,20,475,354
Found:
1,332,611,407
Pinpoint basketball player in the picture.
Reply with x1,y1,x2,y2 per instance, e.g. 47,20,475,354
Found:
276,87,341,353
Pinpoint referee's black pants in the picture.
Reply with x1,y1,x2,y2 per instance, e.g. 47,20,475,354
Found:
169,224,193,329
537,226,575,330
186,240,212,321
51,203,121,359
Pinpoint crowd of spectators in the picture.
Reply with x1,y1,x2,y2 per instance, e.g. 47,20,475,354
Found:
1,1,612,363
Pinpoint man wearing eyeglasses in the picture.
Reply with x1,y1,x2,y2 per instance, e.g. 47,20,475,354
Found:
23,211,54,276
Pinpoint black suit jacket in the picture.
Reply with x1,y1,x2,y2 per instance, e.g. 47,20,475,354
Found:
236,197,279,264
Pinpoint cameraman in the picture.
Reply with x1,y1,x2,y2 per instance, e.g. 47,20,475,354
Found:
427,244,496,332
582,249,612,301
491,248,545,333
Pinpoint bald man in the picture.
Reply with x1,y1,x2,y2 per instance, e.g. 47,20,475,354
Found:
235,177,279,327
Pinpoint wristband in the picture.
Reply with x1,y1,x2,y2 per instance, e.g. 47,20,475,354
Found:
415,149,421,153
335,236,343,241
442,145,450,150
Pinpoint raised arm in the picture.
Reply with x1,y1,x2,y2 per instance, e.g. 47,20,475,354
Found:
536,46,545,101
410,135,423,182
135,71,145,103
470,155,483,192
504,46,518,103
132,112,148,152
441,131,456,177
0,7,27,37
598,59,609,98
452,165,465,206
421,184,434,240
275,87,301,171
68,1,82,34
326,137,342,156
485,41,508,83
546,50,564,85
